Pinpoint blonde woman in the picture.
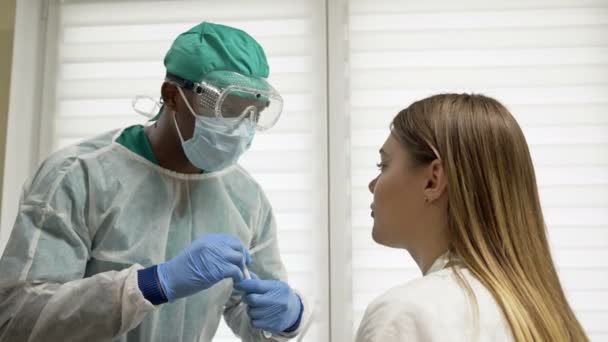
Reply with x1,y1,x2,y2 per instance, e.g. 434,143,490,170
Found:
356,94,588,342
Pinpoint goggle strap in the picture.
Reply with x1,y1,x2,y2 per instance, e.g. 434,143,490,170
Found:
165,72,197,91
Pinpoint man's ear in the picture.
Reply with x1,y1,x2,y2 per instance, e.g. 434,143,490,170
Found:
161,82,179,110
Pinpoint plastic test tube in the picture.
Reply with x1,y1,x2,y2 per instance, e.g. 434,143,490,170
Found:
244,239,274,339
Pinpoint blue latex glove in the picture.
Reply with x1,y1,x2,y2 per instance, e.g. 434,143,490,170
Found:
235,272,303,334
157,234,252,302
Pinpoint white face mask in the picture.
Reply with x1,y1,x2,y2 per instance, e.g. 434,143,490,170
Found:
173,87,255,172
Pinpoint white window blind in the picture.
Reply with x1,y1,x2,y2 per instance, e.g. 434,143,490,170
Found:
348,1,608,341
39,1,329,341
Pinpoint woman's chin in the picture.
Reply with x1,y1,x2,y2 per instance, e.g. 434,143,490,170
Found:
372,224,403,249
371,224,388,246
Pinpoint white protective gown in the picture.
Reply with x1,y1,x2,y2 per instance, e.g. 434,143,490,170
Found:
0,128,310,342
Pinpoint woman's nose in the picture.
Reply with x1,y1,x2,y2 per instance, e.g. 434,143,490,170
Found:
368,177,377,194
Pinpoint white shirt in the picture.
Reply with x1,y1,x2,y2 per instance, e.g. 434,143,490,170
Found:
355,254,514,342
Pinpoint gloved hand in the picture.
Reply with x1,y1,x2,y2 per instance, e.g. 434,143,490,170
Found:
157,234,252,302
235,272,303,334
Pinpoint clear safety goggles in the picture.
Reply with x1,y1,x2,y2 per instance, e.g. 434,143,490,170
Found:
166,70,283,131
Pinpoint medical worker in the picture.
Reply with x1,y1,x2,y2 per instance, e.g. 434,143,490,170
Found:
356,94,587,341
0,22,310,342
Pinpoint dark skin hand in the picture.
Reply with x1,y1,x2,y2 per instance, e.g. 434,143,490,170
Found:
144,81,202,174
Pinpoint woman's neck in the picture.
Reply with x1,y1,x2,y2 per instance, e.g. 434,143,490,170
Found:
408,222,451,274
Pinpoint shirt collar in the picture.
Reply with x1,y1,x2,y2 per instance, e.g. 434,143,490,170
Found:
424,252,451,275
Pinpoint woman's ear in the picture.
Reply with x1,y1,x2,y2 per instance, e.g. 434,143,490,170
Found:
161,82,179,110
423,159,447,202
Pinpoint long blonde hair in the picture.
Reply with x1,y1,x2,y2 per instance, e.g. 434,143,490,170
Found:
391,93,587,341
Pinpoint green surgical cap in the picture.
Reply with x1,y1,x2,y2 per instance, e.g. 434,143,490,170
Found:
164,22,269,83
